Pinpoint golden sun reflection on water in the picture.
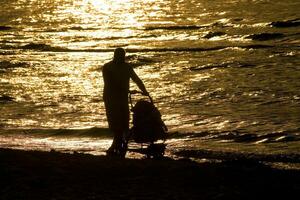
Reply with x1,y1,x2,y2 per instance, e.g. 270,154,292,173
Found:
44,0,161,50
65,0,147,28
2,52,112,129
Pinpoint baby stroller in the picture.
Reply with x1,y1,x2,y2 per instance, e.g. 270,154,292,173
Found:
126,90,168,158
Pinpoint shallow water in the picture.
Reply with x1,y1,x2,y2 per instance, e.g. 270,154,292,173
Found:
0,0,299,165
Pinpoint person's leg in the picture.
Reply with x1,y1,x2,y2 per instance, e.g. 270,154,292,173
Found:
106,130,126,157
113,131,123,148
106,103,129,157
111,107,129,157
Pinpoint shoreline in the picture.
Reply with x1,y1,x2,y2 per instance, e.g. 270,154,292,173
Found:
1,148,299,200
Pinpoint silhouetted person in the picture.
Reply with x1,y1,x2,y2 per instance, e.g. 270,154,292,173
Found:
102,48,148,157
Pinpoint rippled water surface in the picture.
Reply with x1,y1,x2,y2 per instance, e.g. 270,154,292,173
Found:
0,0,299,164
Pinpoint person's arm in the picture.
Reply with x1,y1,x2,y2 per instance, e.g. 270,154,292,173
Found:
129,66,148,95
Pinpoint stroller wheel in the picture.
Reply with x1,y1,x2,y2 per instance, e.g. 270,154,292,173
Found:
146,143,166,159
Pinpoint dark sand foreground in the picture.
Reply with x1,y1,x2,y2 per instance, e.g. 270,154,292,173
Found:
0,148,299,200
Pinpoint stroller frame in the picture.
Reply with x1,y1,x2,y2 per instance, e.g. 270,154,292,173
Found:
126,90,167,158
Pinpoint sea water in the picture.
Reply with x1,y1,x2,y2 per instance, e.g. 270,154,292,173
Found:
0,0,299,167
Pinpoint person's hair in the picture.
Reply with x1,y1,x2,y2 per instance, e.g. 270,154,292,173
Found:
113,48,126,63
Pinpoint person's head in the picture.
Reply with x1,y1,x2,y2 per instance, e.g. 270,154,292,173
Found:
113,48,126,63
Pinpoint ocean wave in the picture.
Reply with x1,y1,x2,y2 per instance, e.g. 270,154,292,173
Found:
203,31,226,39
102,34,158,41
69,26,100,31
245,33,285,41
190,62,233,71
0,95,15,103
169,130,300,144
126,55,157,67
270,18,300,28
3,42,275,53
0,51,16,55
0,128,112,138
144,25,205,31
103,45,273,52
0,60,29,71
20,43,68,51
241,44,274,49
233,132,300,143
31,27,101,32
189,61,256,71
0,26,12,31
93,35,141,41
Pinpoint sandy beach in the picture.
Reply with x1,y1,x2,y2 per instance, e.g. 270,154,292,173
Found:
0,148,299,200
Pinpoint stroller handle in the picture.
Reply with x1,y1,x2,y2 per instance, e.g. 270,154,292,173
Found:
129,90,153,108
129,90,143,95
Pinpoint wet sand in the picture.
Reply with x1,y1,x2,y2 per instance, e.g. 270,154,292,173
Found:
0,148,299,200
